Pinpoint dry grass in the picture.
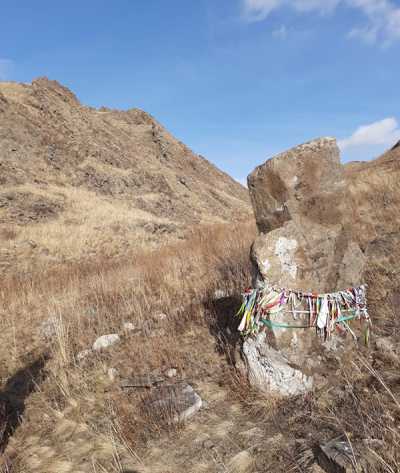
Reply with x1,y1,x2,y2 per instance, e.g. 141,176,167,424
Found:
0,219,256,472
1,216,400,472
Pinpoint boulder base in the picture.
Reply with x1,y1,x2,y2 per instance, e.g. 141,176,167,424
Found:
241,332,313,397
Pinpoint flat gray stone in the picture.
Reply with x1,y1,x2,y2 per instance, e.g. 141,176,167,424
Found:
143,383,202,423
92,334,120,351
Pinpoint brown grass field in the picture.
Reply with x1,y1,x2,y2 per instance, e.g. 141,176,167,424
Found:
1,218,400,472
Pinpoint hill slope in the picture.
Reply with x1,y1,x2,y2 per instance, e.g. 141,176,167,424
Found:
0,78,250,270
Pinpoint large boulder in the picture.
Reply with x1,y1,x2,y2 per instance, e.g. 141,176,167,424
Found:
241,138,368,394
248,137,365,293
248,137,345,234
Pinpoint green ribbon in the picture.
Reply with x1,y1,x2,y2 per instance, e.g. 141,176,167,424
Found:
260,312,358,330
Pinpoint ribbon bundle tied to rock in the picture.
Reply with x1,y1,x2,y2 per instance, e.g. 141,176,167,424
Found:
236,283,371,345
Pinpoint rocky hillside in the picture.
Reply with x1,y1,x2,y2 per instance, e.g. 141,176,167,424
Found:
0,78,250,270
345,143,400,332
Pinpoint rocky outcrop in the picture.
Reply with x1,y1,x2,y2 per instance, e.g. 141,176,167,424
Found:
0,78,251,271
345,144,400,337
241,137,376,395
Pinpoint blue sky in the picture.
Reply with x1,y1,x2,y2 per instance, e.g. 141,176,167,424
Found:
1,0,399,183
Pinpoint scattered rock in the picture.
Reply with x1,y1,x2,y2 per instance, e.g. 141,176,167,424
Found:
317,437,357,473
165,368,177,378
241,332,313,396
123,322,136,332
92,334,120,351
143,382,202,423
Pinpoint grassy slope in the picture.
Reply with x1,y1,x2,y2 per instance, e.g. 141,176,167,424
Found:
1,217,400,473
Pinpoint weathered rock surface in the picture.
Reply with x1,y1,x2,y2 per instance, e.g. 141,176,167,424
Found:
241,332,313,396
248,137,365,293
317,437,359,473
251,221,366,292
143,383,202,423
248,137,344,234
92,334,120,351
242,137,372,394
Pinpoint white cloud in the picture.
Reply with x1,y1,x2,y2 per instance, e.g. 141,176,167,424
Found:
338,117,400,150
242,0,400,44
243,0,282,21
0,59,14,81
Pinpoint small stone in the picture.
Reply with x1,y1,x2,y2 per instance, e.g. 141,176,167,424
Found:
165,368,177,378
76,349,92,361
108,368,118,382
92,334,120,351
123,322,136,331
317,437,356,472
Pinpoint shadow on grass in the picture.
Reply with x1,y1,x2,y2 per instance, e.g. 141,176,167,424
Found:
205,294,243,366
0,352,48,453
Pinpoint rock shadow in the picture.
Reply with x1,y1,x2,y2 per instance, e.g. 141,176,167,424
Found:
205,295,243,365
0,352,48,452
